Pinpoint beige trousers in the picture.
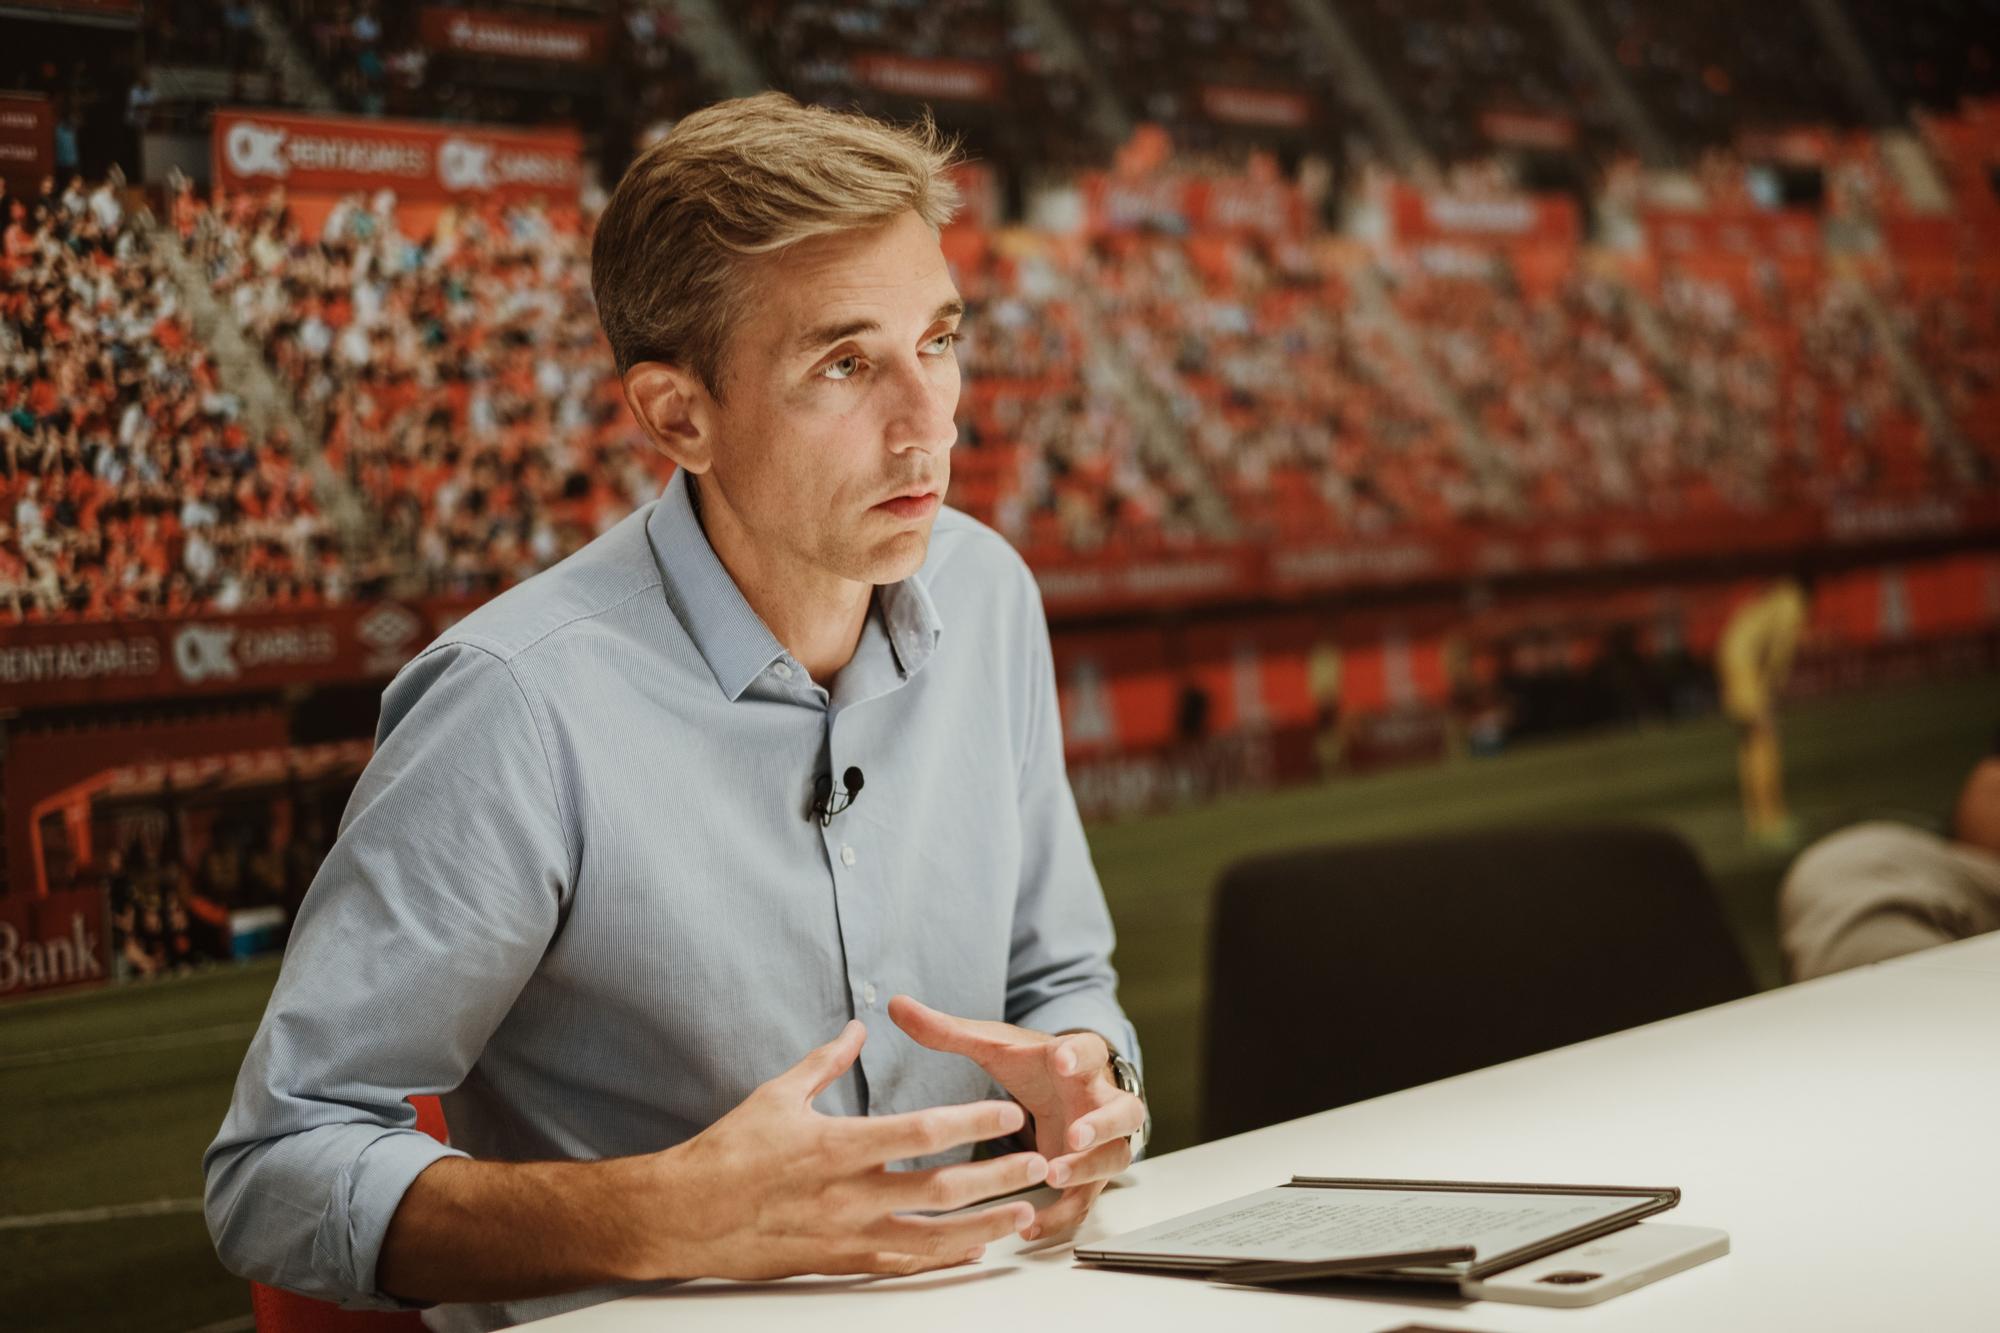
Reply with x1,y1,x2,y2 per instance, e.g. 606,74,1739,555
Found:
1778,821,2000,981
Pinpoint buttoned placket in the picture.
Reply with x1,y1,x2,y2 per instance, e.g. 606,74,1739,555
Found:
813,594,939,1116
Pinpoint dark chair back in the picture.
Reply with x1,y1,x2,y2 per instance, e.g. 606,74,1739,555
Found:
1201,824,1754,1141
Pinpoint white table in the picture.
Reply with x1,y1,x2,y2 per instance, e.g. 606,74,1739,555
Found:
525,933,2000,1332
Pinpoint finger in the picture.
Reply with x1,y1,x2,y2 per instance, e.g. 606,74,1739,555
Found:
886,994,993,1059
1028,1182,1105,1240
770,1019,866,1104
1046,1031,1109,1080
832,1099,1026,1165
867,1149,1049,1214
873,1199,1037,1260
1063,1092,1145,1153
839,1245,990,1277
1045,1135,1132,1190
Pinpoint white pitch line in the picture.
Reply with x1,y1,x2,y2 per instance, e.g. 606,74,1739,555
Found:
0,1196,205,1229
0,1021,259,1071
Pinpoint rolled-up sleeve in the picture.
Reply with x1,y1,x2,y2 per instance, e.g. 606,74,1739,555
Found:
203,639,574,1309
1001,568,1142,1077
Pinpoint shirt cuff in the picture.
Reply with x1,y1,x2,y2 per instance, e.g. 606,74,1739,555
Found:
1015,991,1142,1075
313,1128,469,1311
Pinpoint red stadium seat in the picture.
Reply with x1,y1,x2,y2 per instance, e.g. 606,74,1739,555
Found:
247,1096,446,1332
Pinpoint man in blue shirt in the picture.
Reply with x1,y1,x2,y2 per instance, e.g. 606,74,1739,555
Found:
204,93,1146,1331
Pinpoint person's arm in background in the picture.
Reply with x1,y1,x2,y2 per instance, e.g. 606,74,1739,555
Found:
1779,751,2000,982
204,642,1046,1309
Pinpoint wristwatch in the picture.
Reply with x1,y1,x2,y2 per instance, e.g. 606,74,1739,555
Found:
1108,1048,1151,1158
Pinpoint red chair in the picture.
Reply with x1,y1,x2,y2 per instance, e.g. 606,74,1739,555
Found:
247,1096,448,1332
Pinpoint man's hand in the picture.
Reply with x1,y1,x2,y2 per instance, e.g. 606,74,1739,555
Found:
888,995,1144,1240
641,1020,1048,1280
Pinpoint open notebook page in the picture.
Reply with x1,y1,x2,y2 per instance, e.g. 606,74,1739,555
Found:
1080,1185,1647,1269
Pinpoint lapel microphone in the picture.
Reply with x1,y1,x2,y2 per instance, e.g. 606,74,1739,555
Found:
809,766,866,827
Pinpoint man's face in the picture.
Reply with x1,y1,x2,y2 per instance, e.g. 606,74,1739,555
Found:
699,210,962,587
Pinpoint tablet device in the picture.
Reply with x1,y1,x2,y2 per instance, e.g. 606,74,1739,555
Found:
1458,1222,1729,1307
1078,1176,1680,1282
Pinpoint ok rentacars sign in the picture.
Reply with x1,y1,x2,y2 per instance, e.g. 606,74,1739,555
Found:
888,994,1146,1241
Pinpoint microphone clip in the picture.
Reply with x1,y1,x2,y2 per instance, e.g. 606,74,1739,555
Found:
809,765,866,827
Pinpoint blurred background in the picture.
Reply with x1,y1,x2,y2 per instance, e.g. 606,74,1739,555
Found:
1,0,1996,1328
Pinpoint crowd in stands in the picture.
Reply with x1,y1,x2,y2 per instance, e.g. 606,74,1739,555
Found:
147,0,265,84
278,0,716,140
615,4,728,152
1587,0,1865,150
285,0,571,123
1843,0,2000,113
736,0,1100,178
1,174,341,623
10,0,2000,625
9,147,1995,625
1081,226,1472,541
1068,0,1342,155
954,233,1207,551
1901,277,2000,464
1337,0,1623,167
190,182,672,600
1386,244,1968,524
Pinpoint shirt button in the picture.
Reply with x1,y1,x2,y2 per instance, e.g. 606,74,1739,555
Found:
772,662,793,680
840,844,856,866
863,981,878,1007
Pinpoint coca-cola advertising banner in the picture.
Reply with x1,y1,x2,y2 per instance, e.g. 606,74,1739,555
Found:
853,53,1000,103
212,109,582,203
1199,85,1312,130
1387,183,1581,247
418,6,607,65
1081,172,1308,236
0,93,53,191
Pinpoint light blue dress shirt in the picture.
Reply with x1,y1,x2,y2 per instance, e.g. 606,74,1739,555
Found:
202,468,1139,1331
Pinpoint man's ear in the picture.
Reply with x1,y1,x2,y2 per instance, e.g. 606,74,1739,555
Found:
622,361,715,475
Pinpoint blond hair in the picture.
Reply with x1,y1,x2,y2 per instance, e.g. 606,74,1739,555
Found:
591,92,962,396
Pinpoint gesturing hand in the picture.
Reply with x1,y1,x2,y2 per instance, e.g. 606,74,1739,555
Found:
644,1020,1048,1280
888,995,1144,1241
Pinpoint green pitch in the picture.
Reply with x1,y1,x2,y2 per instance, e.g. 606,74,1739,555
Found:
3,671,1994,1331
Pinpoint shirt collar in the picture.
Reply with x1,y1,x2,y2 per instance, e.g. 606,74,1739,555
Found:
646,468,944,701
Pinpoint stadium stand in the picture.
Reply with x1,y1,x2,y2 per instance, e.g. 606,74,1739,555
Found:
1585,0,1867,149
146,0,266,88
1334,0,1624,167
277,0,717,134
950,229,1206,554
1065,0,1343,156
734,0,1103,175
189,184,671,600
1,3,1996,628
1077,223,1469,540
1,176,342,622
1845,0,2000,113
